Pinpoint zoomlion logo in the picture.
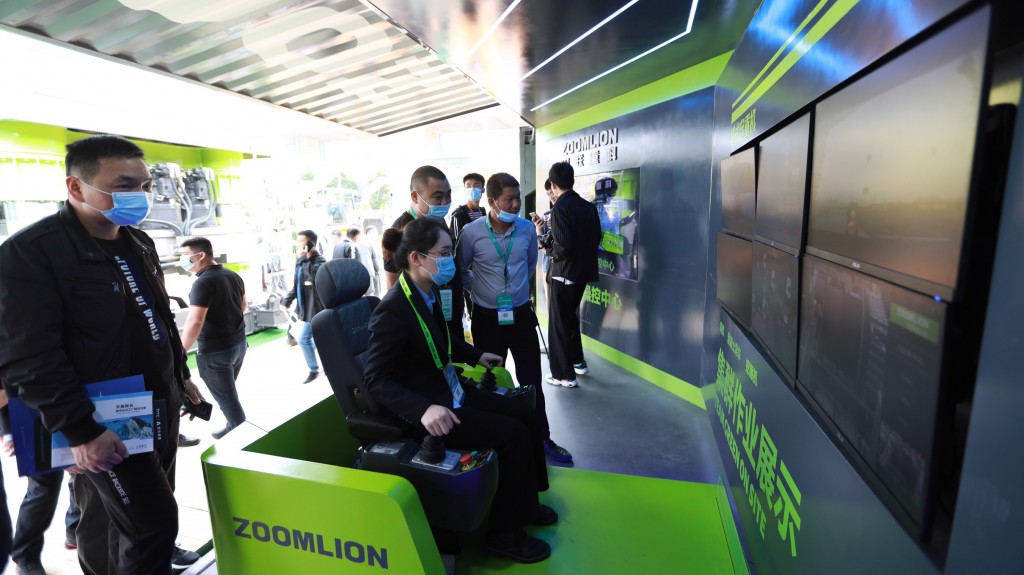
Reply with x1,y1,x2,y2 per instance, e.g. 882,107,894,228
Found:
351,322,368,334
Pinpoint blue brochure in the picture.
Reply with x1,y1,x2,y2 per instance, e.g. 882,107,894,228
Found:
9,374,151,477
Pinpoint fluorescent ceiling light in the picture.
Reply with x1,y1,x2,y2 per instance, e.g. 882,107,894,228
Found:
531,0,700,112
521,0,640,81
467,0,523,57
0,26,368,153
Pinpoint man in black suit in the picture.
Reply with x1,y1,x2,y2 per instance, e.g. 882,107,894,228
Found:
538,162,601,387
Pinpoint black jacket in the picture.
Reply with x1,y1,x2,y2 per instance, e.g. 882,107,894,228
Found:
363,272,483,424
0,202,190,446
449,204,485,242
545,190,602,283
281,252,327,321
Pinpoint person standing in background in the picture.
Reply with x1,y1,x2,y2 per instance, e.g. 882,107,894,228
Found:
332,227,359,261
458,173,574,464
179,236,248,439
450,172,487,321
382,166,465,342
364,225,384,296
539,162,601,388
280,230,327,384
450,172,487,240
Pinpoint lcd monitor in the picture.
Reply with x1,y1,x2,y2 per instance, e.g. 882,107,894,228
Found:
806,9,989,301
752,241,800,380
720,147,756,238
717,233,753,327
756,114,810,254
797,255,946,531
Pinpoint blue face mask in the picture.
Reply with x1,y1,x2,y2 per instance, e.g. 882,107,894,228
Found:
497,210,518,223
467,187,483,202
426,203,450,219
80,180,153,226
420,253,457,285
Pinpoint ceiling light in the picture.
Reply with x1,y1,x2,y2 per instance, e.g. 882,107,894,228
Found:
521,0,640,81
467,0,523,57
531,0,700,112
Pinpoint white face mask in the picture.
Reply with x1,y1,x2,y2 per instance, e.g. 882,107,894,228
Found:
179,253,197,271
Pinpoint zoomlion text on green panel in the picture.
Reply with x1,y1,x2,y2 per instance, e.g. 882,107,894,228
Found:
233,517,389,569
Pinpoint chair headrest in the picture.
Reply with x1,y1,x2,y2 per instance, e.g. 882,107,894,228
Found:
316,259,370,308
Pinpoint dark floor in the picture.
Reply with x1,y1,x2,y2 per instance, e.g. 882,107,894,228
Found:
519,336,725,485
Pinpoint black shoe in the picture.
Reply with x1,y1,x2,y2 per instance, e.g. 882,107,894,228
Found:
211,426,234,440
532,504,558,526
543,439,573,463
14,560,46,575
171,545,200,569
483,528,551,564
285,334,298,347
64,539,77,550
177,433,200,447
302,371,319,384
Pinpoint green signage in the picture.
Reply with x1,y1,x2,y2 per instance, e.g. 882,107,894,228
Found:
714,322,803,557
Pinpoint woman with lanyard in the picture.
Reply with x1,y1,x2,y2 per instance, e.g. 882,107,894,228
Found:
363,217,556,564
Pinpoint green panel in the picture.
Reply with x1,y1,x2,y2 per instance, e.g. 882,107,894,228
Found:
0,121,68,157
454,467,737,574
244,397,361,467
539,51,732,138
203,445,443,575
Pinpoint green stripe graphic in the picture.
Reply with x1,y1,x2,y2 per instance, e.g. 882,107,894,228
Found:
733,0,831,110
732,0,861,123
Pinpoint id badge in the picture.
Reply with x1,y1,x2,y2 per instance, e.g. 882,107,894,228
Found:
497,293,514,326
443,363,465,407
440,289,453,322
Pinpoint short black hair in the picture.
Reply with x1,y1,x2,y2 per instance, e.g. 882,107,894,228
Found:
66,135,145,180
543,178,551,191
463,173,484,186
485,172,520,201
548,161,574,191
346,227,360,239
410,165,448,192
393,218,449,272
298,229,318,244
181,236,213,257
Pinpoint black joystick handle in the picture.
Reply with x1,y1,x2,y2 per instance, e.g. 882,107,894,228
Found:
420,435,446,464
480,366,498,391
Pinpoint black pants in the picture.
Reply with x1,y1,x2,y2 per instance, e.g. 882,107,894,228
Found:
548,280,587,380
471,305,551,440
12,471,80,565
437,386,548,533
0,463,12,572
75,411,180,575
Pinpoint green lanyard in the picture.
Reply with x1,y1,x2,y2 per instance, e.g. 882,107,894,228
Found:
487,221,516,290
399,274,450,370
408,208,420,220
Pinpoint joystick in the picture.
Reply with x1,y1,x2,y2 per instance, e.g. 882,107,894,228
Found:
420,435,446,464
479,366,498,391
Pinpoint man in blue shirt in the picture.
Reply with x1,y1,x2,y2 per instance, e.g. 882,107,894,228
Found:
456,173,573,464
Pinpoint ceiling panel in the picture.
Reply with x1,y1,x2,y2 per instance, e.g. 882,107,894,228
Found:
0,0,760,139
368,0,761,126
0,0,499,136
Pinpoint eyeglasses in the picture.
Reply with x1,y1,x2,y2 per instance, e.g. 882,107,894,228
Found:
421,250,454,259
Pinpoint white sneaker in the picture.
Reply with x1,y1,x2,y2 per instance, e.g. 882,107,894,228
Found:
573,361,589,375
545,374,578,388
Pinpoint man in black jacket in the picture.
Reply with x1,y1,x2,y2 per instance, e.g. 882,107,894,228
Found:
280,230,327,384
539,162,602,387
0,134,205,575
